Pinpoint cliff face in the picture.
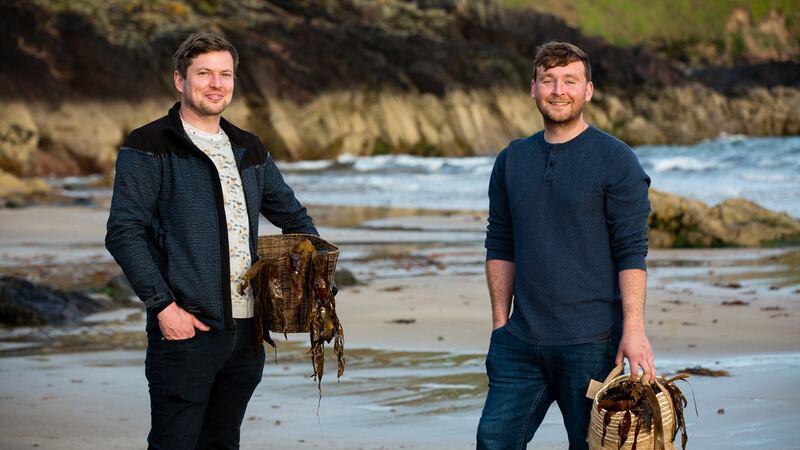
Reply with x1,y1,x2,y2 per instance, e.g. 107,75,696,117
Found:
2,0,799,178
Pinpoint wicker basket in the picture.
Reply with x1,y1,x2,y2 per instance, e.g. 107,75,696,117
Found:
252,233,339,334
588,364,676,450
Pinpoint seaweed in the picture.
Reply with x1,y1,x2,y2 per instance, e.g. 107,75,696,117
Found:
288,241,313,338
596,374,693,450
239,238,346,396
238,259,274,351
308,251,346,389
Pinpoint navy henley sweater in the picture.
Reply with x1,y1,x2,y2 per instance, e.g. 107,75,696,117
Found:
485,126,651,346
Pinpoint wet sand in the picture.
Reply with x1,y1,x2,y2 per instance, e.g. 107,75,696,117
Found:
1,206,799,449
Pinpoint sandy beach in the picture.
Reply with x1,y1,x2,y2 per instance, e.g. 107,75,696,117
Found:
1,206,799,449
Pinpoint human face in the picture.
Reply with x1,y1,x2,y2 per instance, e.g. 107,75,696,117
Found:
174,51,235,120
531,60,593,128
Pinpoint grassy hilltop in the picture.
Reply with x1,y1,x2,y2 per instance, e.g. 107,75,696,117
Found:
503,0,799,64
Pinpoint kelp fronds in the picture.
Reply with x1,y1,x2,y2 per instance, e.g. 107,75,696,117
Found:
597,374,693,450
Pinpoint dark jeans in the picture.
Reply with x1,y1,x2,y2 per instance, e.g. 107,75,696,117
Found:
145,319,266,450
476,326,618,450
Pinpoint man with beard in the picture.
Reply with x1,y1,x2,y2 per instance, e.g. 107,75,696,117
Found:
106,32,317,449
476,42,655,450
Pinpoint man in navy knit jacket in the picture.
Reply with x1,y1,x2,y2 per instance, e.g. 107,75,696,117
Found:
476,42,656,450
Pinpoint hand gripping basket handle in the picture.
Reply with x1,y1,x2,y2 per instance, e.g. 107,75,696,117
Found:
604,363,670,395
597,362,672,450
603,362,626,385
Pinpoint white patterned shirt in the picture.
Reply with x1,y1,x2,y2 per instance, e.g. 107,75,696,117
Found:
182,119,254,318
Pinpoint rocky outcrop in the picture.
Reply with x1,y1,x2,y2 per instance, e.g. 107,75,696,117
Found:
648,190,800,248
0,275,120,325
2,0,798,172
3,81,797,170
0,169,49,202
0,102,39,176
260,84,800,156
592,85,800,146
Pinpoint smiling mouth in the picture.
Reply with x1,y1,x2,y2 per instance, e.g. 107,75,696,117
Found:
548,100,570,106
205,93,224,101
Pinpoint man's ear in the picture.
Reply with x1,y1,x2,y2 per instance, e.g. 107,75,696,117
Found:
530,78,536,99
585,81,594,102
174,70,184,94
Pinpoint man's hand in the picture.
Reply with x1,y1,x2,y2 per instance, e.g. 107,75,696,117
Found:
617,268,656,383
157,302,210,340
615,330,656,383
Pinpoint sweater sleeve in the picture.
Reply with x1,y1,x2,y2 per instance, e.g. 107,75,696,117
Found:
604,146,651,272
485,149,515,261
105,145,175,310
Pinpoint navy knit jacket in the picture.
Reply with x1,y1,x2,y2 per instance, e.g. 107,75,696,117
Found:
485,126,651,346
106,103,317,332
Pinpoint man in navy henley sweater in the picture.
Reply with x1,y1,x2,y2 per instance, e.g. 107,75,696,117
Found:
476,42,656,450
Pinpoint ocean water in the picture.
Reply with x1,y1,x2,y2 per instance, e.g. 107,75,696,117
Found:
280,135,800,217
49,135,799,217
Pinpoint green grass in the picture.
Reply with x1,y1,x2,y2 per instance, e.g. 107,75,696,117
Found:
501,0,799,48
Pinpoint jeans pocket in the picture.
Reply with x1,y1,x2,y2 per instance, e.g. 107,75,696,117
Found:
158,332,203,354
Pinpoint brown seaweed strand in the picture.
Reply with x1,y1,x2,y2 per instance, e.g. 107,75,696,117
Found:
247,260,276,358
238,259,265,296
314,252,345,379
260,262,276,352
334,326,345,379
330,301,345,379
252,264,264,351
631,414,642,450
618,409,631,449
267,259,284,340
642,383,665,450
601,410,612,446
306,254,325,405
329,284,345,379
666,381,691,449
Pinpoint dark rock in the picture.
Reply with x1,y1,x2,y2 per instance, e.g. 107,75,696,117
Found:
0,275,116,326
334,268,358,287
649,190,800,248
104,274,135,300
690,61,800,94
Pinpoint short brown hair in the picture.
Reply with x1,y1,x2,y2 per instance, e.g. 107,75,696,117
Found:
533,42,591,82
173,31,239,78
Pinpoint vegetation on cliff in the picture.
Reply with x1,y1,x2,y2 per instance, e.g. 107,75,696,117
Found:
503,0,799,65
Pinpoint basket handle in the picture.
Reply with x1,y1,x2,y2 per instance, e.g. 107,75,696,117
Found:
602,362,626,385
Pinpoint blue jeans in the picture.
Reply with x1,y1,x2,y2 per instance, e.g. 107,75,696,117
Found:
145,319,266,450
476,326,618,450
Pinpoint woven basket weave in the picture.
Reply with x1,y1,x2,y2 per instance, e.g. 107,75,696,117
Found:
253,234,339,334
588,364,676,450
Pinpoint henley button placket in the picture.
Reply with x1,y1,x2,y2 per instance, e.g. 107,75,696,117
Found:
545,144,557,185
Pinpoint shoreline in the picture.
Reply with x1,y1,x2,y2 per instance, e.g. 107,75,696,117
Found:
1,204,799,449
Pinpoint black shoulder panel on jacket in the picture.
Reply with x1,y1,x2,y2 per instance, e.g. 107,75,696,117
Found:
122,115,175,156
